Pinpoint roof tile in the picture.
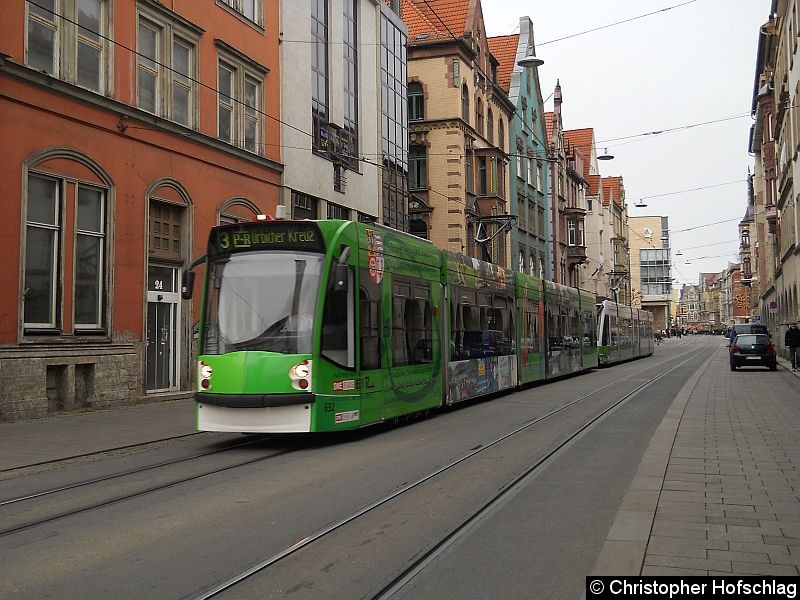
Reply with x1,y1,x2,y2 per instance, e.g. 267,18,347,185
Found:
401,0,470,43
487,34,519,93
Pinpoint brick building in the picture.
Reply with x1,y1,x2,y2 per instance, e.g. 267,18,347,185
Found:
402,0,513,266
0,0,283,420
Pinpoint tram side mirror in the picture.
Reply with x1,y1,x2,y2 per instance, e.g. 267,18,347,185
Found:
333,245,351,293
181,271,196,300
333,263,349,293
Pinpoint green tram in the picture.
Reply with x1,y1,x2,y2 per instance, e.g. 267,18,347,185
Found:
597,300,655,366
184,219,650,433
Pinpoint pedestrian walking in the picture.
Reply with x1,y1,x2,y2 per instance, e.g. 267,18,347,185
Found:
786,323,800,371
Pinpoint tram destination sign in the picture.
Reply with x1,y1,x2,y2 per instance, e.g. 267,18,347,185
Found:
208,221,325,256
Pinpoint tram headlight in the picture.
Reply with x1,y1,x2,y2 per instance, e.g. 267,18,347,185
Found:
291,361,310,379
198,361,213,390
289,360,312,391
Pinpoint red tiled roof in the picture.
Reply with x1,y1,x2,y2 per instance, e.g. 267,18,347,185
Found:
601,176,624,207
487,34,518,93
563,128,595,180
401,0,470,44
586,174,602,197
700,272,720,286
544,111,557,145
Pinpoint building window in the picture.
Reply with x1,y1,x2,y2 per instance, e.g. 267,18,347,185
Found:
475,97,484,136
219,0,262,25
537,162,544,193
75,185,106,328
137,10,199,127
487,108,494,143
312,0,329,153
380,12,409,232
342,0,359,168
498,119,504,152
26,0,110,94
465,140,474,194
408,82,424,121
568,220,576,245
538,207,545,238
292,191,319,219
461,83,469,123
410,218,428,239
478,157,487,196
217,49,265,153
327,202,350,220
24,171,107,332
409,145,427,190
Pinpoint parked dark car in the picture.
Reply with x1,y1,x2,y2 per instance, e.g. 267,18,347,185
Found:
728,323,770,345
729,334,777,371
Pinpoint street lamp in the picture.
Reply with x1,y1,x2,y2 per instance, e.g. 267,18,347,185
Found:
517,55,544,69
597,147,614,161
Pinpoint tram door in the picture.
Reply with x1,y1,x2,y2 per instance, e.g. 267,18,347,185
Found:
146,265,181,391
358,267,385,419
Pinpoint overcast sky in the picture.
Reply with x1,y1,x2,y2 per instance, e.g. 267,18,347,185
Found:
483,0,769,287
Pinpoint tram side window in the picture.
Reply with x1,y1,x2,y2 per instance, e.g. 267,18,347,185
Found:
454,289,478,360
566,308,579,349
524,299,539,353
392,279,432,366
359,268,381,370
547,306,561,351
321,261,354,368
582,309,595,347
450,296,464,360
491,295,514,355
409,298,432,364
611,315,619,346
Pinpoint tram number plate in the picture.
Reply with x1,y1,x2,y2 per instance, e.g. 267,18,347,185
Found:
324,402,336,412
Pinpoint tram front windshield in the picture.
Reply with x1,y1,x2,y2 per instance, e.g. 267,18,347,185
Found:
202,252,323,355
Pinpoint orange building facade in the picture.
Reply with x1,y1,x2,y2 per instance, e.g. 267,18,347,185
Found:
0,0,282,420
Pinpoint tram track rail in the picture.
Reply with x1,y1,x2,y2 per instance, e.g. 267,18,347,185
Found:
0,436,295,538
190,347,706,600
0,435,272,508
0,432,205,475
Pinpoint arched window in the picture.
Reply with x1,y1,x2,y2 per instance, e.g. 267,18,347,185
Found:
498,119,505,152
461,83,470,123
487,108,494,143
23,149,113,333
218,198,262,224
410,218,428,239
475,97,484,136
408,82,424,121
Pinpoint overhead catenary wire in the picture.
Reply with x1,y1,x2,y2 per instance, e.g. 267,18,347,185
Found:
30,0,771,167
537,0,700,46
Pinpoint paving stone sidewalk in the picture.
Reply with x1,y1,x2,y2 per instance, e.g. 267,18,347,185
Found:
594,350,800,576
